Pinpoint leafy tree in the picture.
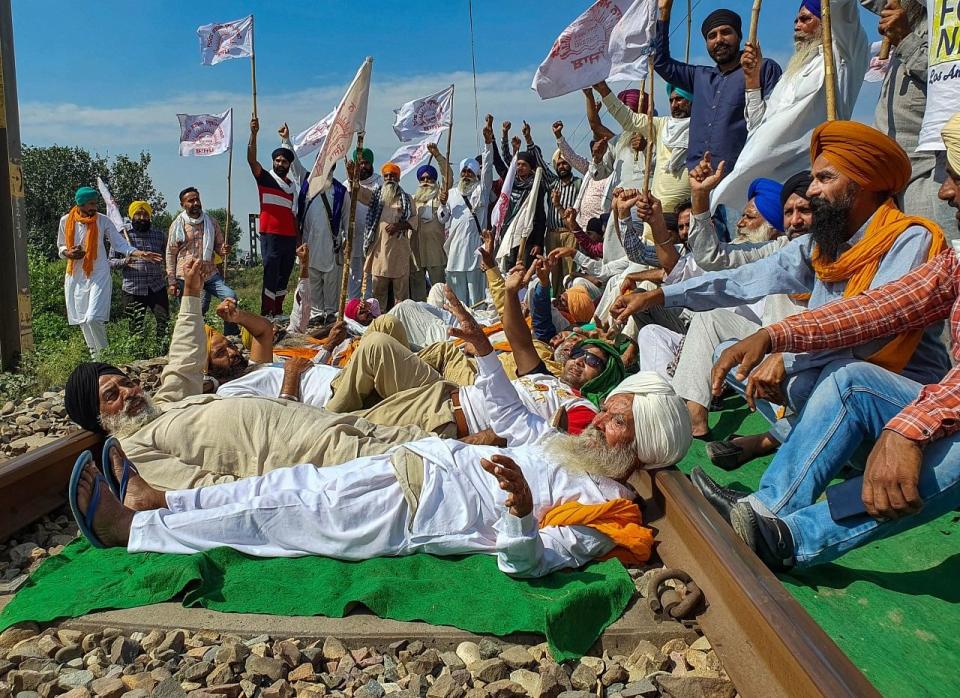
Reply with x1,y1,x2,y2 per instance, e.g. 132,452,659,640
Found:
22,145,166,258
207,207,242,262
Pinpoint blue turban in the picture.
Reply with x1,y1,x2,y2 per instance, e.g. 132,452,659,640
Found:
417,164,438,181
459,158,480,176
667,84,693,102
800,0,821,18
75,186,97,206
747,178,784,232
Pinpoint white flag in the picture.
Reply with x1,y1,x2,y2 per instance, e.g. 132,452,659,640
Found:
392,85,454,142
308,58,373,198
96,177,126,233
491,154,518,235
497,167,543,261
388,133,443,178
919,1,957,150
293,110,336,159
197,15,254,65
177,109,233,157
532,0,656,100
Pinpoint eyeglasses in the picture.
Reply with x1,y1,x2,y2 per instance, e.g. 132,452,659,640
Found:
571,345,607,371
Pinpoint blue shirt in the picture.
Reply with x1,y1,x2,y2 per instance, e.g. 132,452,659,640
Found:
653,19,782,171
661,222,951,387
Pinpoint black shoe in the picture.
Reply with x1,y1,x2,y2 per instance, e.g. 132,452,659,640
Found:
690,467,745,524
730,501,795,572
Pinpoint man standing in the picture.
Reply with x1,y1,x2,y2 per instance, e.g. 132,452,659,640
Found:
249,117,299,317
409,151,449,301
110,201,169,340
363,162,416,310
654,0,782,173
711,0,869,211
165,187,238,336
545,129,582,295
59,187,161,357
346,148,382,299
443,121,495,306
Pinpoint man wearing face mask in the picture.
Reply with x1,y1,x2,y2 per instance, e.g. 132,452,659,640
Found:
110,201,169,339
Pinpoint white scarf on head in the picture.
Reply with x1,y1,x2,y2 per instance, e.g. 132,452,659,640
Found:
269,168,300,216
172,211,216,262
609,372,692,468
661,117,690,175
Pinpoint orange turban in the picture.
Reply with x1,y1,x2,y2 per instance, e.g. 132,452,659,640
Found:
562,286,595,325
810,121,911,196
381,162,401,178
204,324,221,357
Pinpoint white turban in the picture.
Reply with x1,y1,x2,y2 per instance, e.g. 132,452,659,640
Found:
460,158,480,176
426,283,446,308
609,372,692,468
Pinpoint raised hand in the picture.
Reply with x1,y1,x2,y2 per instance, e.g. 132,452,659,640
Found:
278,123,290,140
215,297,241,324
295,243,309,267
511,136,522,155
483,115,494,144
478,229,497,270
445,285,493,356
689,152,727,194
182,258,204,297
634,192,664,225
521,120,532,142
504,263,528,295
481,454,533,518
250,117,260,135
552,121,564,139
741,43,762,90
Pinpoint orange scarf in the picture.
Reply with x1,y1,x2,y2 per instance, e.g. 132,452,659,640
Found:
540,498,654,565
64,207,99,278
810,199,946,372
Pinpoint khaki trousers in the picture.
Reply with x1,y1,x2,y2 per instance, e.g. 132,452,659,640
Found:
373,275,409,310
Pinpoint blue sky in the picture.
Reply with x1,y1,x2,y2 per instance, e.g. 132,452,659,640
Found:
14,0,885,250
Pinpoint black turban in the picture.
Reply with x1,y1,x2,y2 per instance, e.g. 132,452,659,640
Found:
780,171,814,210
701,9,742,38
65,362,123,433
271,147,295,164
516,151,537,168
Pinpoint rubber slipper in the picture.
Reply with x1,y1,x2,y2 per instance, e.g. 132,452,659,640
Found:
68,450,108,549
706,437,745,471
101,436,139,503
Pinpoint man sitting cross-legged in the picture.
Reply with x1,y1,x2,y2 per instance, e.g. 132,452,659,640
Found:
69,297,692,578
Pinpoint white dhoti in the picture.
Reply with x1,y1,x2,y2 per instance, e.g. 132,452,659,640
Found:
635,324,683,382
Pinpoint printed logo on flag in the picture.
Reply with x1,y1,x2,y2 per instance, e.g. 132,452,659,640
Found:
178,109,232,157
197,15,254,65
551,1,623,69
413,99,445,131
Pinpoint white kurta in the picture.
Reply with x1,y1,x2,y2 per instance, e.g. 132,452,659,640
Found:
303,186,351,274
58,212,135,324
216,362,341,407
444,141,494,273
127,353,632,578
711,0,868,211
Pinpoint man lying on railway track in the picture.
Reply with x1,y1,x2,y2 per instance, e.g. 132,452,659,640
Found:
63,259,431,492
68,298,692,578
690,115,960,570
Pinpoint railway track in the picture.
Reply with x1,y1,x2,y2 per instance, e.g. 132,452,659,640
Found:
0,433,880,698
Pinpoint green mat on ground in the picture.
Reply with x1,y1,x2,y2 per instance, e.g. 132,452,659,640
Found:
0,540,633,662
680,397,960,698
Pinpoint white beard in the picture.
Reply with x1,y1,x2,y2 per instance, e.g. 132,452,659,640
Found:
735,220,778,244
544,426,638,481
459,178,479,196
414,182,439,205
785,33,823,79
381,181,401,208
100,394,162,438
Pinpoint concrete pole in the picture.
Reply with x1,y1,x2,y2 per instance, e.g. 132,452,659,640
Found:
0,0,32,370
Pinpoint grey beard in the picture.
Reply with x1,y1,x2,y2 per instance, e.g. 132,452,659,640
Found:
414,182,439,205
734,220,778,244
459,178,479,196
382,182,401,208
100,394,162,437
785,33,823,79
544,426,637,481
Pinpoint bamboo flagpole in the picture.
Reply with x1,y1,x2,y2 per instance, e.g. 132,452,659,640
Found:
642,56,656,195
338,133,365,320
250,15,258,119
223,133,233,282
443,84,455,196
748,0,762,45
685,0,692,63
822,0,838,120
878,0,899,60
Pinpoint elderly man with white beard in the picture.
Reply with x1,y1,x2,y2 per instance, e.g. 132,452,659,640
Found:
361,162,417,310
409,151,450,302
443,118,495,306
710,0,868,213
68,285,692,578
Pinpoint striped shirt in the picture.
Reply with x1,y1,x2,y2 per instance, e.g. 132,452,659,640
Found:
255,169,297,237
547,176,581,230
109,226,167,295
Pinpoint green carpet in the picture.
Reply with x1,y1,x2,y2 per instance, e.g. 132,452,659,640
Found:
0,541,634,662
681,398,960,697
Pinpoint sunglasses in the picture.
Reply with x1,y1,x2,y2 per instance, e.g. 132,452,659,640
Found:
571,345,607,371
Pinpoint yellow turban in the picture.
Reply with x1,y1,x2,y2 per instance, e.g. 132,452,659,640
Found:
810,121,911,195
941,114,960,175
562,286,595,325
128,200,153,218
204,324,220,358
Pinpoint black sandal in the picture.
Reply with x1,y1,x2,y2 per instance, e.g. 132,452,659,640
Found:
706,435,745,471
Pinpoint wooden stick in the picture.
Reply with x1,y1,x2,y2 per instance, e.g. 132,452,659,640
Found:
748,0,762,45
250,16,258,119
338,132,364,320
877,1,899,60
443,84,455,196
223,143,232,282
643,56,656,195
685,0,692,63
822,0,837,121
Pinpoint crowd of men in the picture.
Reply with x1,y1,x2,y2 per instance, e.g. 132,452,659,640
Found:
56,0,960,580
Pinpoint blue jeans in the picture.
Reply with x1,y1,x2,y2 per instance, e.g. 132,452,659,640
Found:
178,273,239,335
745,360,960,567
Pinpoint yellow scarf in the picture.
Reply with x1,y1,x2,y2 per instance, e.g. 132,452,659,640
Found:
810,199,947,372
64,207,99,278
540,498,653,565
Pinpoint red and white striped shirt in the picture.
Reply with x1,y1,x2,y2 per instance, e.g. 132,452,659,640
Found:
255,169,297,237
